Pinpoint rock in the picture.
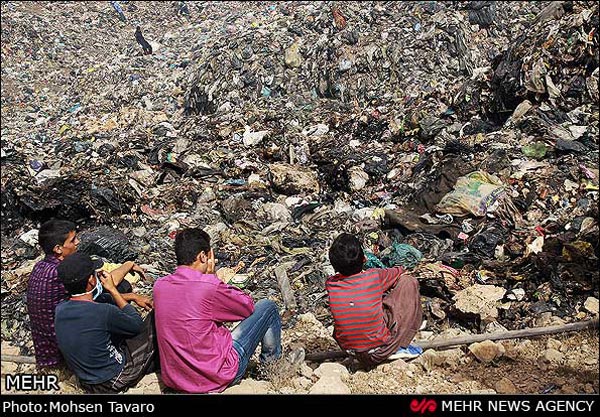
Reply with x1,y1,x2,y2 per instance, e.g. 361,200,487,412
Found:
454,284,506,321
34,169,62,186
284,42,302,68
534,312,567,327
417,330,435,340
19,229,39,246
242,126,269,146
292,376,313,390
549,316,566,326
416,348,464,371
471,388,497,394
415,349,440,372
509,100,533,122
389,358,409,370
19,364,36,374
546,338,563,352
495,377,518,394
126,387,145,395
313,362,349,379
437,348,464,369
583,297,599,315
379,359,409,373
269,163,320,195
299,363,314,379
484,321,509,333
308,375,351,394
538,348,564,370
259,202,292,223
58,380,82,394
1,362,18,375
468,340,505,363
287,313,338,353
222,379,270,394
436,328,472,339
407,363,421,374
507,288,526,301
279,386,297,394
348,166,369,191
534,312,554,327
133,373,162,394
1,341,21,356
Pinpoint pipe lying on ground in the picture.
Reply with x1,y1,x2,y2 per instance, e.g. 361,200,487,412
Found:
305,318,599,362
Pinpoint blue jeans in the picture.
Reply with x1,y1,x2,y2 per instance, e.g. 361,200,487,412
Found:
230,299,282,385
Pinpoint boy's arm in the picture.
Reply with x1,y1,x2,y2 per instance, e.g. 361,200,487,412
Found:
106,304,144,337
379,266,404,292
107,261,149,285
212,280,255,322
100,271,143,336
105,261,135,286
121,293,154,311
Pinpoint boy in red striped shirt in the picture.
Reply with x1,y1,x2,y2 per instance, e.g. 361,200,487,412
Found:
326,233,423,368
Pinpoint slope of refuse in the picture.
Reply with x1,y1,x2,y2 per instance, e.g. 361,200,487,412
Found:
1,0,598,375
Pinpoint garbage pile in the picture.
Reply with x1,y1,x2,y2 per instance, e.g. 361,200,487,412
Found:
1,1,598,358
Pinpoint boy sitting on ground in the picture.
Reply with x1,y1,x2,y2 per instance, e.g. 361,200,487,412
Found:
326,233,423,369
55,253,159,393
153,227,282,393
26,219,151,368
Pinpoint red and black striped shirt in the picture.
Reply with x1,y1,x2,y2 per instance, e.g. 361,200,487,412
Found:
326,267,402,351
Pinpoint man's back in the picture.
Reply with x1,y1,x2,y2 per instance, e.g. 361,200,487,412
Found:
26,256,66,367
153,266,254,393
326,267,403,351
55,300,142,384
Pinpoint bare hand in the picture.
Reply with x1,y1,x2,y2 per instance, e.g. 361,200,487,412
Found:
131,263,149,282
206,249,216,274
132,294,154,311
98,270,116,292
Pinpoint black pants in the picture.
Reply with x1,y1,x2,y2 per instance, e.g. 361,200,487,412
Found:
95,280,133,304
80,311,160,393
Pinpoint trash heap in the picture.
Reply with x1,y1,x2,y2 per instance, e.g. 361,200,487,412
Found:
1,1,598,358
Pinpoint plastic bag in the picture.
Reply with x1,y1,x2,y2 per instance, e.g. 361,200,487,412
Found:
436,171,505,217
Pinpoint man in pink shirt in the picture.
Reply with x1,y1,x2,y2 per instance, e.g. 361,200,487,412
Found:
153,227,282,393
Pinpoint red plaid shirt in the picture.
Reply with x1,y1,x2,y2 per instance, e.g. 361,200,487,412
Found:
26,255,68,367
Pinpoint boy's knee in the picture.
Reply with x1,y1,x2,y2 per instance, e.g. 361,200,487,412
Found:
255,299,277,312
118,280,133,294
400,275,419,290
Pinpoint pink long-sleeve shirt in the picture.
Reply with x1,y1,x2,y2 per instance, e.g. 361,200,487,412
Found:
153,266,254,393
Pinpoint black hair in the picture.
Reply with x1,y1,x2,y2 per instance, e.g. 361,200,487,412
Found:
329,233,364,276
63,277,91,296
38,219,77,255
175,228,211,266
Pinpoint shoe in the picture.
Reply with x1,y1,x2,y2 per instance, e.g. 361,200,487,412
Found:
388,344,423,360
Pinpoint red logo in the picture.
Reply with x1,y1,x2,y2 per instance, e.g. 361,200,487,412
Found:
410,398,437,414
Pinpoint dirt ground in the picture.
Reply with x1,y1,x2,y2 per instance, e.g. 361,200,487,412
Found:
2,329,597,395
346,331,599,394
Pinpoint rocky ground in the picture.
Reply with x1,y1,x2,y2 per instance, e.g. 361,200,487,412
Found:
2,313,598,394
